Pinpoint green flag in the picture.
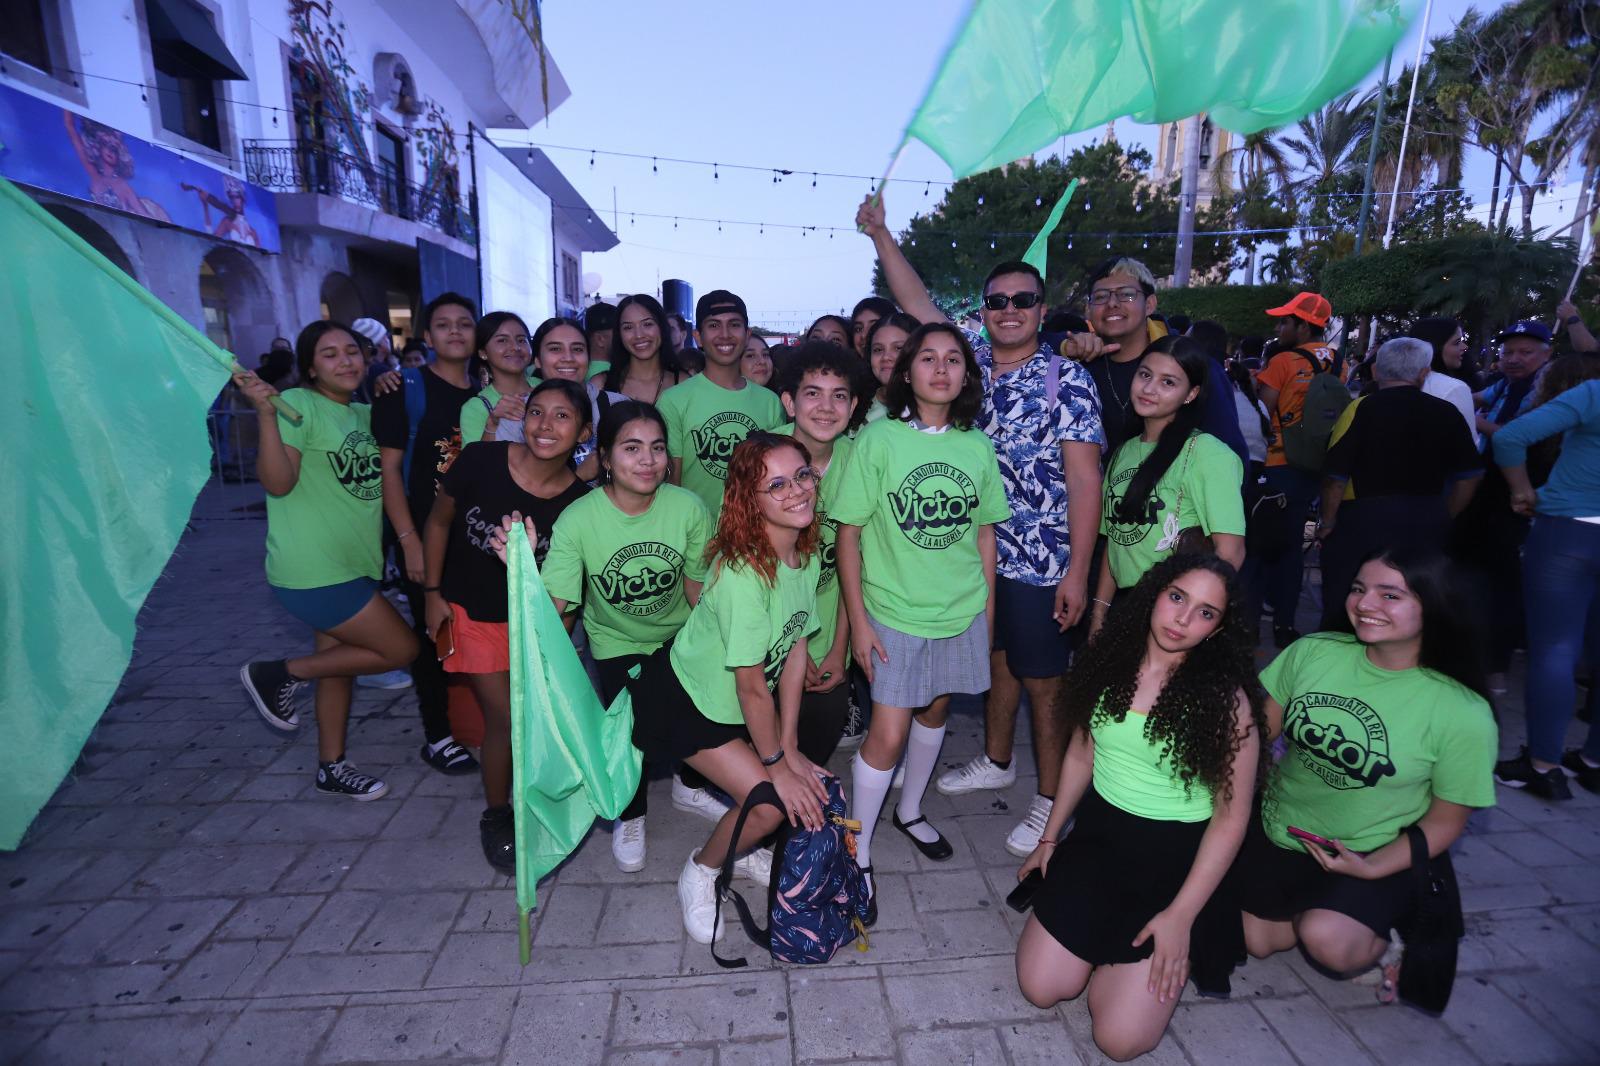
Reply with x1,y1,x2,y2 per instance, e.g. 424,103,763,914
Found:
0,178,233,848
1021,178,1079,279
907,0,1419,178
506,531,642,962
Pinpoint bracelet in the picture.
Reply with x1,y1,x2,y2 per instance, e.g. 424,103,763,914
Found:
1092,597,1112,609
761,748,785,767
423,585,441,593
397,529,417,541
1566,315,1583,326
1038,840,1057,848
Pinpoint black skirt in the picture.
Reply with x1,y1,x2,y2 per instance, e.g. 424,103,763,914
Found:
1234,815,1413,939
627,643,750,762
1032,787,1244,996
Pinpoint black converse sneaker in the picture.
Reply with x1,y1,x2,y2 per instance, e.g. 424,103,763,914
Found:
420,737,479,775
240,660,304,731
480,805,516,871
316,758,389,801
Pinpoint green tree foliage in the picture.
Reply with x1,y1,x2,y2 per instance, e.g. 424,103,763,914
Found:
1154,285,1301,338
871,143,1234,311
1322,231,1576,338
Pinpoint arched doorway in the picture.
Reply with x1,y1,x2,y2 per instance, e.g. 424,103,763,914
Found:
198,246,273,358
320,271,363,323
42,204,136,278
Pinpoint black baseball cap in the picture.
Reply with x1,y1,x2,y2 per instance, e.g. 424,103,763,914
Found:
695,289,748,328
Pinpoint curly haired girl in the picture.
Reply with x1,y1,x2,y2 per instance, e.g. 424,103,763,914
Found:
1015,553,1263,1062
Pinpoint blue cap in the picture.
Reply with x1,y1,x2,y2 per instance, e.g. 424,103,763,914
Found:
1497,320,1552,345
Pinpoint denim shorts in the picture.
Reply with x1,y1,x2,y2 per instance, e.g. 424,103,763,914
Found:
270,577,378,631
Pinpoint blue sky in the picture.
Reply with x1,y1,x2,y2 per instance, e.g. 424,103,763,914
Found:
495,0,1525,331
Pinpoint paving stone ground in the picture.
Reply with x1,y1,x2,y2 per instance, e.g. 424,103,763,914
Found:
2,488,1598,1064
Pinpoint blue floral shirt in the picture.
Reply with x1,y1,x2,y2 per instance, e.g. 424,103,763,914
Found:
967,330,1105,586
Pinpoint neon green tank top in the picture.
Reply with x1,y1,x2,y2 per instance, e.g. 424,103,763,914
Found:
1090,707,1214,823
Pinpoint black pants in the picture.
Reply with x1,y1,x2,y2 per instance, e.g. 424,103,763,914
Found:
1452,469,1529,673
597,653,711,821
399,578,452,745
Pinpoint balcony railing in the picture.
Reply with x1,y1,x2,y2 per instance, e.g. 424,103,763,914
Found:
244,139,476,244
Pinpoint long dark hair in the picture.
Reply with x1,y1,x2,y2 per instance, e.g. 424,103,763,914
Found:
1058,553,1265,799
881,322,984,429
531,316,588,378
1329,544,1490,701
1112,335,1210,523
474,311,532,385
523,377,593,438
1409,316,1464,377
605,294,681,393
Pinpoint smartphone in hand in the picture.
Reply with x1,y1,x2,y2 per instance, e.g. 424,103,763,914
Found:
1007,869,1044,913
1287,825,1339,856
434,615,457,661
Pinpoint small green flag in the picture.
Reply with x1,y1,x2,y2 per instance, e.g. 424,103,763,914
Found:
506,531,642,962
907,0,1420,178
0,177,231,850
1021,178,1079,279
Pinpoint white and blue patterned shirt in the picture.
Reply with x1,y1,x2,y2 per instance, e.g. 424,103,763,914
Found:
967,330,1105,587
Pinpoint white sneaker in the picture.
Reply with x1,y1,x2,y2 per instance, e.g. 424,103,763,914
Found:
612,816,646,872
734,846,772,887
1005,794,1054,857
672,777,732,823
356,668,413,690
936,754,1017,796
678,852,721,944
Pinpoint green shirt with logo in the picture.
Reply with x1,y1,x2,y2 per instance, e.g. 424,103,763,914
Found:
829,418,1011,638
542,484,712,660
658,374,786,524
1101,430,1245,589
780,427,852,666
668,556,821,725
265,388,383,589
1260,633,1497,853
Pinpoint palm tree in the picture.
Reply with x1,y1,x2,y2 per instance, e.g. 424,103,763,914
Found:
1261,245,1300,286
1413,230,1576,337
1210,130,1297,283
1278,90,1377,224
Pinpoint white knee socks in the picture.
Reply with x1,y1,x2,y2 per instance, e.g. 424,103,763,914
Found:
895,720,946,845
849,752,895,869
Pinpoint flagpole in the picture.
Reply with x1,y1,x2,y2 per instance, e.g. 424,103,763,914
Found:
1381,0,1434,249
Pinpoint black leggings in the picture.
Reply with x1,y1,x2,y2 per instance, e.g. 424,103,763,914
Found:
595,654,709,821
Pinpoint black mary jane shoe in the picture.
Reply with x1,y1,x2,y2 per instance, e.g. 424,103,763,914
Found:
861,866,878,928
891,812,953,861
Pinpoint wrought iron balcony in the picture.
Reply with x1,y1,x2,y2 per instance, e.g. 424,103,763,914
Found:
243,139,475,244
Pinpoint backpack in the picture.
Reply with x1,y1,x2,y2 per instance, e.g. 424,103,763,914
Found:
712,776,872,967
1278,347,1350,472
399,366,427,484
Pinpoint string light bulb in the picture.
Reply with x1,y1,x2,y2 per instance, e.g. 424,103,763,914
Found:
977,195,984,206
589,150,595,168
652,157,658,173
713,162,719,181
1035,196,1043,207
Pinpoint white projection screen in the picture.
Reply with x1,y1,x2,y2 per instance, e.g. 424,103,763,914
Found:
473,131,554,323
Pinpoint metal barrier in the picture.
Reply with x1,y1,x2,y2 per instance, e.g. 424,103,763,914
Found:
194,406,268,522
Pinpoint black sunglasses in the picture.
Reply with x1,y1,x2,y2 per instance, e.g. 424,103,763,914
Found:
982,291,1043,311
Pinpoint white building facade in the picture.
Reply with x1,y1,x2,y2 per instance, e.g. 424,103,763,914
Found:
0,0,614,363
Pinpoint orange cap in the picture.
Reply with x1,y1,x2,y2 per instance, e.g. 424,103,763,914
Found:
1265,291,1332,327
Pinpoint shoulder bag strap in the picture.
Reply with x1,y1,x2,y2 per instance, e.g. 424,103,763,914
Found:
712,780,783,969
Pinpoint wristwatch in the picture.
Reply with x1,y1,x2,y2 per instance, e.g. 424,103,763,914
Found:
1566,315,1583,326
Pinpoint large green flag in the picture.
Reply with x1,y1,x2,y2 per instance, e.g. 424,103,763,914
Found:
907,0,1420,178
506,531,642,962
0,177,230,849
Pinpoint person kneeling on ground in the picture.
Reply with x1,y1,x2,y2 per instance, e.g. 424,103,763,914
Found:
1015,554,1261,1061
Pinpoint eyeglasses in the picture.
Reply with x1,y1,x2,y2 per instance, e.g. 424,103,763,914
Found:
1087,287,1146,307
982,291,1043,311
757,467,818,500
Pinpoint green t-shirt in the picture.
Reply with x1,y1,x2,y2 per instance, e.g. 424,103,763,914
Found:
829,418,1011,638
669,555,821,725
1101,431,1245,589
542,484,712,660
658,374,785,524
1260,633,1497,853
780,427,853,666
459,386,499,448
1091,705,1214,823
265,388,383,589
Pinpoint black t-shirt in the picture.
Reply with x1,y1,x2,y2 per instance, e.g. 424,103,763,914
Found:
371,366,479,530
437,442,590,622
1087,355,1143,457
1324,386,1482,498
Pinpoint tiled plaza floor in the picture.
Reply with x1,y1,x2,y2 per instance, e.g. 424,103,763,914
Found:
2,489,1597,1064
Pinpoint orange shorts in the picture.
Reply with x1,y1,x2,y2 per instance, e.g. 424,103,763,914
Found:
440,602,510,675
